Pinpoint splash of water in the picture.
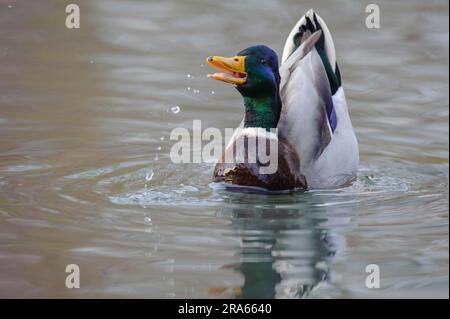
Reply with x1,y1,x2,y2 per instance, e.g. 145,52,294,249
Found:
171,105,181,114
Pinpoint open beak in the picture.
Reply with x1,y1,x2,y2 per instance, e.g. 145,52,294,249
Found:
206,55,247,85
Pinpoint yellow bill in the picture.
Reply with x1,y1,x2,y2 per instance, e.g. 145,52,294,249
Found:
206,55,247,85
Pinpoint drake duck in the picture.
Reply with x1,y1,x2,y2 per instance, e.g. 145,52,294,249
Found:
206,9,359,190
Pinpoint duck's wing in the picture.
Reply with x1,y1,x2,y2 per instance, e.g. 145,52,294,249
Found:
278,10,341,168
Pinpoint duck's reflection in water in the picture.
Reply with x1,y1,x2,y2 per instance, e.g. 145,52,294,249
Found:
214,199,336,299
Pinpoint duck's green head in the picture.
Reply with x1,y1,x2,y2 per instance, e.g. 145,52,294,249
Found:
207,45,280,98
206,45,282,129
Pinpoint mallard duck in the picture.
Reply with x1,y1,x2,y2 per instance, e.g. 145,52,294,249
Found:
206,9,359,190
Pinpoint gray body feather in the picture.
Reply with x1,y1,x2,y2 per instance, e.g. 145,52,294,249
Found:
278,11,359,188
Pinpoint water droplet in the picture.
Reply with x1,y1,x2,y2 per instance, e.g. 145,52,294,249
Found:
144,217,152,225
187,74,191,78
211,91,215,95
187,86,191,91
157,146,162,151
145,170,154,182
160,136,164,141
171,105,181,114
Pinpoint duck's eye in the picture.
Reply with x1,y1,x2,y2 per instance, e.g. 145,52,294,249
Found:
260,59,267,65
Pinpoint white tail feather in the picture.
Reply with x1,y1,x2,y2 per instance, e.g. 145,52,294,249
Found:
281,9,337,72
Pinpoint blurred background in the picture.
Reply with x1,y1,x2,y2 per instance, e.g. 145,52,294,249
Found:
0,0,448,298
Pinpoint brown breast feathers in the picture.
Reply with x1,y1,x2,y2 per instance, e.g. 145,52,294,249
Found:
213,131,307,191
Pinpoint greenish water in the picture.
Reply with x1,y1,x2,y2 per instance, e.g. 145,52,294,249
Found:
0,0,448,298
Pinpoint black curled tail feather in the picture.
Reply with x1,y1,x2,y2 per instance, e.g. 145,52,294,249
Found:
292,12,341,95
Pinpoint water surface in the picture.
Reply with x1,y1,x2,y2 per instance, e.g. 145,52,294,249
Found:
0,0,448,298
